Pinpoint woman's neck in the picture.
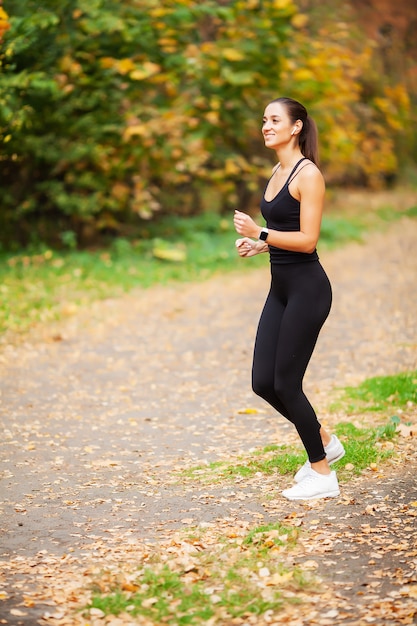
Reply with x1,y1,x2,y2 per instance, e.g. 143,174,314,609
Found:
275,148,304,170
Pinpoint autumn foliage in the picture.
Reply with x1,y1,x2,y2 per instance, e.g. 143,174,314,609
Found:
0,0,414,247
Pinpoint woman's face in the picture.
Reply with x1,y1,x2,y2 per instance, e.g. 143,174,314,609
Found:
262,102,293,150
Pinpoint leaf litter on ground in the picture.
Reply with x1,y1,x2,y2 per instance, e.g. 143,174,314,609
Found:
0,220,416,625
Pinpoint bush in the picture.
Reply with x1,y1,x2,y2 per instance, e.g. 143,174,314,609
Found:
0,0,413,248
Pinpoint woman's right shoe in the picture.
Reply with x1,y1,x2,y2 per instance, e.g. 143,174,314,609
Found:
282,469,340,501
294,435,345,483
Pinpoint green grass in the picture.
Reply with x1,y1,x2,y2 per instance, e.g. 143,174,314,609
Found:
180,371,416,483
332,370,417,414
179,419,398,484
320,215,365,247
1,212,271,337
181,444,306,483
377,203,417,222
1,192,416,338
87,522,308,624
333,419,397,478
243,522,299,549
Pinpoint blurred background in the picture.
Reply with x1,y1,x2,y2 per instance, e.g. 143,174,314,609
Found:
0,0,415,249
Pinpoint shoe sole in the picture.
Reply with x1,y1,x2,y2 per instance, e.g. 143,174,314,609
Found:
282,489,340,501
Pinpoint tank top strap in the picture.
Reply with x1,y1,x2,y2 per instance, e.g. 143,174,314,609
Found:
287,158,311,187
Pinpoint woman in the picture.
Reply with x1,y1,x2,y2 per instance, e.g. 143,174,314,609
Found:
234,96,345,500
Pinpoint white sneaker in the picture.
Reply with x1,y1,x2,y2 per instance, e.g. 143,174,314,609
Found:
294,435,345,483
282,469,340,501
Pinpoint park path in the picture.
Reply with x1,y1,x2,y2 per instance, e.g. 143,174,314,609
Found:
0,218,416,625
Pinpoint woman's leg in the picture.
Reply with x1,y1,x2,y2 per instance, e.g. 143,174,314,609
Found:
252,283,291,421
252,263,332,463
272,263,332,462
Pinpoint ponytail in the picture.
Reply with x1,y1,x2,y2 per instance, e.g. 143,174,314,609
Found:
300,115,319,166
270,97,320,166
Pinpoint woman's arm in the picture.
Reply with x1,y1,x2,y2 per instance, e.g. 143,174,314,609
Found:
235,237,268,257
234,166,325,254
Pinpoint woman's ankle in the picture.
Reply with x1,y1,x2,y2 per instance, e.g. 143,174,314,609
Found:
319,427,332,448
311,459,331,475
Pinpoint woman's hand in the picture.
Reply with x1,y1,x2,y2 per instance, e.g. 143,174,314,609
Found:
235,237,264,257
234,210,260,239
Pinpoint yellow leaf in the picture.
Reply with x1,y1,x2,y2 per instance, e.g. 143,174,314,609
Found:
237,408,259,414
293,68,314,81
224,159,240,176
158,37,177,48
222,48,245,62
205,111,219,125
123,125,148,140
117,58,136,75
272,0,292,8
153,247,186,262
150,7,170,17
100,56,116,69
130,62,160,81
291,13,308,29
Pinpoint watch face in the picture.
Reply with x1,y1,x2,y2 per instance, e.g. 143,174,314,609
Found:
260,229,268,241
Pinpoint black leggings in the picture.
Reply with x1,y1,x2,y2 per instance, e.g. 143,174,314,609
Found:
252,261,332,463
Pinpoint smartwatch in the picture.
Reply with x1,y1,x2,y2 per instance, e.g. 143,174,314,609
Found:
259,227,269,241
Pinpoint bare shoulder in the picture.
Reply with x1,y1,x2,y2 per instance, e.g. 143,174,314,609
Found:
298,160,323,179
297,160,325,191
290,160,324,204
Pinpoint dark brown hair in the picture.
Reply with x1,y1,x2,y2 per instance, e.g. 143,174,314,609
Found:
270,97,319,165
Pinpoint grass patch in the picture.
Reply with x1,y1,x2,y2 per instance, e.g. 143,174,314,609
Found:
180,372,416,483
0,213,251,337
1,189,416,339
243,522,299,549
181,444,306,484
86,522,309,624
179,418,399,484
333,418,398,479
331,371,417,415
319,215,365,247
377,203,417,221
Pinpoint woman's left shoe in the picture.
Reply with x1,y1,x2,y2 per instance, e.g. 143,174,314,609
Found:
282,469,340,501
294,435,345,483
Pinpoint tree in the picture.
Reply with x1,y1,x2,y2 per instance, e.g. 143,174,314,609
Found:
0,0,413,248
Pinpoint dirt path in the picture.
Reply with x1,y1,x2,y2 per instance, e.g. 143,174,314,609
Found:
0,219,416,625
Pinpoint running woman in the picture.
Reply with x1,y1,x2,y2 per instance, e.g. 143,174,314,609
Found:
234,96,345,500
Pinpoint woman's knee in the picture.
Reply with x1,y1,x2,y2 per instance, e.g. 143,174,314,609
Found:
273,375,298,407
252,376,273,401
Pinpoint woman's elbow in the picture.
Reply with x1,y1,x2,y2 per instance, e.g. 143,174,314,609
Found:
301,239,318,254
299,231,319,254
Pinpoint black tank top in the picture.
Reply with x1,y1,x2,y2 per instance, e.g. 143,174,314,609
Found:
260,157,319,265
